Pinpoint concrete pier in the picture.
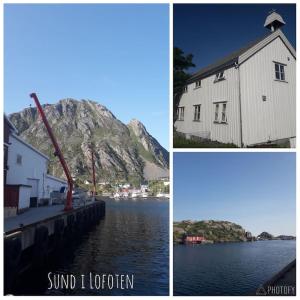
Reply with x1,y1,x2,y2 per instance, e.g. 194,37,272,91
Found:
4,199,105,294
255,259,296,296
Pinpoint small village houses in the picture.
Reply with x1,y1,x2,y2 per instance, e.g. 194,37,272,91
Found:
175,11,296,147
185,235,205,244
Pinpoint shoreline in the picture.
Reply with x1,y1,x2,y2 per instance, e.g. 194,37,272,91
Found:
174,239,296,245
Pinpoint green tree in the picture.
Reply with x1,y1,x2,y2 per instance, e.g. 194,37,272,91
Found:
173,47,195,123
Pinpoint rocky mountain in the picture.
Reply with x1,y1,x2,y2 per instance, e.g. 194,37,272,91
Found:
9,99,169,183
174,220,247,243
257,232,274,240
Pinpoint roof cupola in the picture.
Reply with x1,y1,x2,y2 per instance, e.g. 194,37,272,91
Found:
264,10,286,32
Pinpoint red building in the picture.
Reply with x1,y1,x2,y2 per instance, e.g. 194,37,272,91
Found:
185,235,205,244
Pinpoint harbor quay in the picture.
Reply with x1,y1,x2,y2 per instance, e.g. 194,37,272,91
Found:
4,199,105,294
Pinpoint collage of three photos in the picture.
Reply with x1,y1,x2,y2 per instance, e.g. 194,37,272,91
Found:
3,2,296,297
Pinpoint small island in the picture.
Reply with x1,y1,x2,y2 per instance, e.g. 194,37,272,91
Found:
173,220,296,244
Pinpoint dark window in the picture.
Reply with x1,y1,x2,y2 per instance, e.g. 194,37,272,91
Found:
221,103,227,123
275,63,285,81
214,104,219,122
177,107,185,121
195,80,201,88
215,72,225,82
214,102,228,123
16,154,22,165
193,105,201,121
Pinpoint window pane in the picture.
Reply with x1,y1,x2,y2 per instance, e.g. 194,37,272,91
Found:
275,71,280,80
215,104,219,121
281,72,285,81
275,63,279,71
280,65,284,73
222,104,227,122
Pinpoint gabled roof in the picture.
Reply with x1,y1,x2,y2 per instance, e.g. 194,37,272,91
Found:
11,132,49,161
188,29,296,83
4,114,18,133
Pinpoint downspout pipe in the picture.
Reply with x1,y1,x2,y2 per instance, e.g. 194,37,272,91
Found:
235,62,244,148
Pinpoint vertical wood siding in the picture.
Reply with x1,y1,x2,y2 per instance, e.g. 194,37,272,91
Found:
175,67,241,146
240,37,296,146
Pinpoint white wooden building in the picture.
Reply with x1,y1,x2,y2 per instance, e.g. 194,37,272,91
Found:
45,174,68,199
5,117,67,215
175,11,296,147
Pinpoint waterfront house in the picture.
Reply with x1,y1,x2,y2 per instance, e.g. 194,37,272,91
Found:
4,115,67,217
174,11,296,147
185,235,205,244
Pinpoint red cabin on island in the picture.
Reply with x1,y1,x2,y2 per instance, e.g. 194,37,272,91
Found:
185,235,205,244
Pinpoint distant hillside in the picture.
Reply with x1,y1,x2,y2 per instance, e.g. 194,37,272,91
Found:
258,232,296,241
257,232,274,240
173,220,247,243
9,99,169,183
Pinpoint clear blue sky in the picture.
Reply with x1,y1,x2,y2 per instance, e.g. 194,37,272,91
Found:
174,153,296,236
4,4,169,149
174,4,296,72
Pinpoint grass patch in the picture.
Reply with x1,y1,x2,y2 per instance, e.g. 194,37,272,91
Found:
173,133,237,148
173,132,291,148
248,142,290,148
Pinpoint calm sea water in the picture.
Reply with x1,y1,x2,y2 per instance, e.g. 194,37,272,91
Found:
174,240,296,296
14,198,169,296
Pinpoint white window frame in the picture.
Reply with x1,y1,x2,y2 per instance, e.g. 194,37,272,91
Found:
195,80,201,88
214,104,219,122
214,102,227,124
193,105,201,121
182,85,188,93
274,62,286,81
221,103,227,123
214,71,225,82
177,107,185,121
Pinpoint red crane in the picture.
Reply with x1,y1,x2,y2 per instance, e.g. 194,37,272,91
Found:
30,93,73,211
90,148,96,197
92,151,96,196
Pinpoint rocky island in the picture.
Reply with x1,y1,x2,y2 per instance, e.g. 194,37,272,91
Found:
174,220,296,244
174,220,248,243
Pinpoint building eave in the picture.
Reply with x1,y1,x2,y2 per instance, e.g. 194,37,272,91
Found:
187,59,237,84
46,174,68,184
11,132,50,161
238,29,296,65
186,29,295,85
4,114,18,134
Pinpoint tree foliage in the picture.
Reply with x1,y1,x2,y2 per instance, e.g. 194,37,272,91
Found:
173,47,195,121
173,47,195,92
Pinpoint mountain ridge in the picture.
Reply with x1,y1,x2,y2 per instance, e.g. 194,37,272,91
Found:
9,98,169,184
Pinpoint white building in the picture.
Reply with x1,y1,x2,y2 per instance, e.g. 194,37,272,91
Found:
5,117,67,216
175,11,296,147
45,174,68,199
